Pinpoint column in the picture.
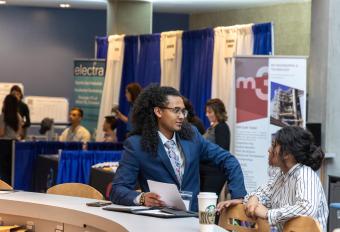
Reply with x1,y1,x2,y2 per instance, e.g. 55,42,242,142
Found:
107,0,152,35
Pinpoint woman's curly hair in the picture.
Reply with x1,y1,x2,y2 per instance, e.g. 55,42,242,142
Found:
274,126,324,171
130,85,194,154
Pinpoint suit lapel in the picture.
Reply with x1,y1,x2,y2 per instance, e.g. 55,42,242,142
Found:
157,140,180,187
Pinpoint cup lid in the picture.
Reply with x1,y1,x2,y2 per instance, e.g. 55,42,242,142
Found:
197,192,218,198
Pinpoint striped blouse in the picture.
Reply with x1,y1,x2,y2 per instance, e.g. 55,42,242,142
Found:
244,164,328,232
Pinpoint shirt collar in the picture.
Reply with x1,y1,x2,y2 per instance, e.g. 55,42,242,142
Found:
158,131,177,146
284,163,302,177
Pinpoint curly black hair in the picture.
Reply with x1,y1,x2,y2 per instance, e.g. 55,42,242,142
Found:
130,85,194,154
274,126,324,171
182,97,195,121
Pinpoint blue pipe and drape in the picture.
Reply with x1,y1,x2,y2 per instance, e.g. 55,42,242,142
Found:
180,28,214,128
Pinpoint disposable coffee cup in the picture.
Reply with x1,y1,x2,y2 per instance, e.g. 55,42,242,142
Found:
197,192,218,232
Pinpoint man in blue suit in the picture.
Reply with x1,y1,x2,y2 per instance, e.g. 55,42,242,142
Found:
111,85,246,211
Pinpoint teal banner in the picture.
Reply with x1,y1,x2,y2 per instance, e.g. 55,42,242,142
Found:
73,59,105,137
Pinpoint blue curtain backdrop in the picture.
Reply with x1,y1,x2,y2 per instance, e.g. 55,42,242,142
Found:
95,36,108,59
252,23,272,55
180,28,214,128
14,142,36,191
135,34,161,87
57,150,122,184
14,141,122,190
117,36,139,141
14,142,82,190
87,142,123,151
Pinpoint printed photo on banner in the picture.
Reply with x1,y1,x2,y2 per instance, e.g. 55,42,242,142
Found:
270,82,304,128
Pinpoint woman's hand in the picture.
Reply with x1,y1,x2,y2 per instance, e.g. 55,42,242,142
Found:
245,196,259,218
114,109,122,118
216,199,243,212
254,204,268,219
114,110,128,123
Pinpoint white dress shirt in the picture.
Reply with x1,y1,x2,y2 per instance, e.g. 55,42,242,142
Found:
158,131,185,180
244,164,328,232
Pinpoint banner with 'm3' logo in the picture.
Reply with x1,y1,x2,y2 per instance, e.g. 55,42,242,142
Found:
234,56,306,192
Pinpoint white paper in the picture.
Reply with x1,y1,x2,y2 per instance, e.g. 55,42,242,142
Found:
147,180,186,211
112,40,123,61
183,200,190,211
224,32,237,58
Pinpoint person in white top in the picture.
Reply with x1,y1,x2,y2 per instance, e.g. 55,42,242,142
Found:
59,107,91,143
217,126,328,232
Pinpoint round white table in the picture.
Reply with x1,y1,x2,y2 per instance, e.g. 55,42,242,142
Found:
0,191,228,232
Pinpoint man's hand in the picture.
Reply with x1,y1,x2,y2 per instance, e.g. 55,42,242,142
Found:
245,196,259,218
216,199,243,212
144,192,165,207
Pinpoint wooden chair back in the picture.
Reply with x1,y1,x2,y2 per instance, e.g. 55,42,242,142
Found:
218,204,270,232
283,216,322,232
47,183,103,200
0,179,13,190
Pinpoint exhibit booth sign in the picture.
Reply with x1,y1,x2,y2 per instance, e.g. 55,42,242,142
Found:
73,59,106,136
234,56,307,192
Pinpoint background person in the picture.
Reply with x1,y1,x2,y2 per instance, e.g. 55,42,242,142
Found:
217,126,328,232
59,107,91,142
102,115,117,142
200,98,231,196
183,97,205,135
114,82,142,134
10,85,30,139
110,85,246,211
0,94,23,184
0,94,23,140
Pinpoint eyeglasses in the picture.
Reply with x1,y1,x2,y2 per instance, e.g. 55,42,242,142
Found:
160,107,188,117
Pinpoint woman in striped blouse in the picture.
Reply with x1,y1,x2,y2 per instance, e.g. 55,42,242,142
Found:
217,126,328,231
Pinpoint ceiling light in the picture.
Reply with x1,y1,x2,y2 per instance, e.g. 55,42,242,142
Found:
0,1,6,5
60,3,71,8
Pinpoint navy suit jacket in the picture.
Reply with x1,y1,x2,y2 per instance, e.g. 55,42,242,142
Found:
111,127,247,211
